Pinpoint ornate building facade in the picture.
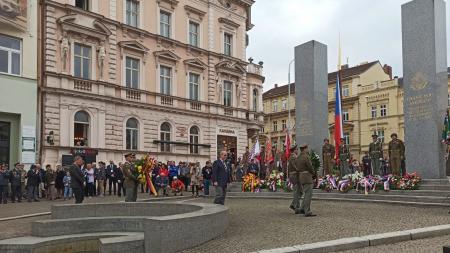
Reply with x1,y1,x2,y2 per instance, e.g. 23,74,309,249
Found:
0,0,38,167
38,0,264,165
263,63,450,160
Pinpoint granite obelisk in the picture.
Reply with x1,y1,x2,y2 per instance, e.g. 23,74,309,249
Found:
402,0,448,179
295,41,328,155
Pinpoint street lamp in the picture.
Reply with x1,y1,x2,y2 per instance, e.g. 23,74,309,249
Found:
288,59,295,132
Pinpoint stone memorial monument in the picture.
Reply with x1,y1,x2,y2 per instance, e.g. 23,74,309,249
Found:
402,0,448,179
295,41,328,155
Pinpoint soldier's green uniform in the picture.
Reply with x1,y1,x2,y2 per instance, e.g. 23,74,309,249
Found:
298,144,316,217
322,141,335,175
369,135,383,175
388,134,405,176
287,145,302,212
123,160,138,202
338,142,351,176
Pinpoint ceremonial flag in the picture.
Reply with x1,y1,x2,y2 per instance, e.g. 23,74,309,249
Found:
265,137,274,164
334,73,343,158
250,139,261,161
442,110,450,142
284,130,291,159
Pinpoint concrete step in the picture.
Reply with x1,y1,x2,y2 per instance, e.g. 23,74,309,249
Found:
226,191,450,204
420,179,450,185
419,185,450,191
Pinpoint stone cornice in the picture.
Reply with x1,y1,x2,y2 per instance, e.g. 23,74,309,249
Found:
184,5,206,17
218,17,240,28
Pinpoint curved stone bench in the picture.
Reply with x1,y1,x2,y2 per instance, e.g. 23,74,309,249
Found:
0,201,228,253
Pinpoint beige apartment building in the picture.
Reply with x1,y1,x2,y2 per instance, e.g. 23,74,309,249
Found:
263,61,403,159
38,0,264,166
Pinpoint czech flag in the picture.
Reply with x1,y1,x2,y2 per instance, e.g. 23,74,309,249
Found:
334,73,343,158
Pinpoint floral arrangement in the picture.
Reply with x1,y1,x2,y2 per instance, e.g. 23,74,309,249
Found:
316,175,337,192
337,179,353,193
242,173,262,192
309,150,321,174
135,155,158,196
266,170,284,192
392,172,421,190
283,179,294,192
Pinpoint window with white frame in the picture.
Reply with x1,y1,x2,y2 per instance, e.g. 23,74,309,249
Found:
189,73,199,101
343,132,350,145
380,104,387,117
223,81,232,107
343,110,349,121
252,89,258,111
272,100,278,112
281,99,287,111
160,122,171,152
343,85,350,97
0,34,21,75
126,0,139,27
126,118,139,150
74,111,90,146
160,66,171,95
75,0,89,10
371,105,377,118
189,21,199,47
125,56,139,89
273,121,278,132
74,43,91,79
376,130,385,143
224,33,232,56
189,126,199,154
160,11,171,38
282,120,286,130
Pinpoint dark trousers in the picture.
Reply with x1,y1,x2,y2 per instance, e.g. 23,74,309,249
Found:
0,185,8,204
214,186,226,205
87,183,95,197
191,185,199,196
73,187,84,204
27,185,38,202
118,180,125,197
11,185,22,202
108,178,117,195
203,179,210,195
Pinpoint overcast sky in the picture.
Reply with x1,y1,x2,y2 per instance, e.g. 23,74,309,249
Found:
246,0,450,91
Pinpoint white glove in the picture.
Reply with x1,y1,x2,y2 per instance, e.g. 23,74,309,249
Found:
379,158,383,161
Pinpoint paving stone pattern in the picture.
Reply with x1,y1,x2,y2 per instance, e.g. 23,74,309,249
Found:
181,199,450,253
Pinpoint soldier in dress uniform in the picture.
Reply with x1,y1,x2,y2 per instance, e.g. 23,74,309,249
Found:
122,153,138,202
388,133,405,176
287,144,301,213
338,138,351,176
369,134,383,175
297,144,316,217
322,138,335,176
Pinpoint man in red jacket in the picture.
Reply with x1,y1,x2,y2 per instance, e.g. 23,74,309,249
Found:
171,176,185,196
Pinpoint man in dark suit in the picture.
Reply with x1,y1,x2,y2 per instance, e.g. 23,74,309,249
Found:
69,155,85,204
106,160,118,195
212,151,229,205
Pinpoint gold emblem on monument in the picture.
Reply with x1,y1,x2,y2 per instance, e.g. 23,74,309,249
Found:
411,72,428,91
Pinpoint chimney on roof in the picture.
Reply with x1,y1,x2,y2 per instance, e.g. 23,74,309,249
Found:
341,64,349,69
383,64,393,79
274,83,278,88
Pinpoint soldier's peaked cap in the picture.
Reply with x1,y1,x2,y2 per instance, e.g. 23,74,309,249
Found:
124,152,135,157
391,133,398,137
372,134,378,138
289,144,298,151
299,144,308,149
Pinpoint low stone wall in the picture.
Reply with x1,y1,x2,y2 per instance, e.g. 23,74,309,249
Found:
0,202,228,253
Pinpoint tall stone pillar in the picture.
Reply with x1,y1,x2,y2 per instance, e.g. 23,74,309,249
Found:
294,41,328,155
402,0,448,179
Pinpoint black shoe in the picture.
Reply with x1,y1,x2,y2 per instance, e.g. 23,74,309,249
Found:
289,205,296,211
295,209,305,215
304,213,317,217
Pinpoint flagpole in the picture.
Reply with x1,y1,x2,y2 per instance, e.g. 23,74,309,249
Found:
288,59,295,133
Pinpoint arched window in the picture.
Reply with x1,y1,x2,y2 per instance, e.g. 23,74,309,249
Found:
126,118,139,150
189,126,199,154
74,111,90,146
253,88,258,111
160,122,171,152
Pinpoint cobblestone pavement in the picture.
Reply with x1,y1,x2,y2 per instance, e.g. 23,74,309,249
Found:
181,198,450,253
337,234,450,253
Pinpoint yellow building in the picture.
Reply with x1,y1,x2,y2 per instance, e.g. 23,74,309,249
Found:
263,62,450,160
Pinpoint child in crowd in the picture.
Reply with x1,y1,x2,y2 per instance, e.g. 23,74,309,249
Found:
171,176,185,196
63,171,72,200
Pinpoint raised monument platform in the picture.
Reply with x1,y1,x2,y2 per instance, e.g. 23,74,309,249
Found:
0,202,229,253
